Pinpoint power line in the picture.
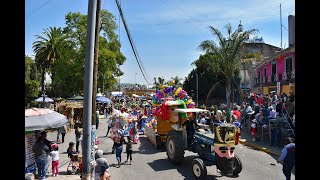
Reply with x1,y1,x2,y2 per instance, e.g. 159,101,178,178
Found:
26,0,56,17
114,0,152,85
129,7,294,29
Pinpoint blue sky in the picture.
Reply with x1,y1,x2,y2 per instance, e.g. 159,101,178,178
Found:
26,0,295,85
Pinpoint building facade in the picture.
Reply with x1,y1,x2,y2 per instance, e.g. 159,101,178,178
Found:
252,46,295,95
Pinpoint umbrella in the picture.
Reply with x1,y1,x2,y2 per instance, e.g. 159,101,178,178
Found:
35,96,54,103
96,96,112,103
25,108,68,131
67,95,84,101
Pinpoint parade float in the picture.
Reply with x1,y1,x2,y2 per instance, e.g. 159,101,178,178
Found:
144,81,196,148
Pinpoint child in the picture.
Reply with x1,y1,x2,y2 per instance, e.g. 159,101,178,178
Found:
50,144,59,177
125,136,133,165
250,119,257,141
232,115,241,145
67,142,78,160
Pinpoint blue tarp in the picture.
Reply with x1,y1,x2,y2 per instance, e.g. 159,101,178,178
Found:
96,96,112,103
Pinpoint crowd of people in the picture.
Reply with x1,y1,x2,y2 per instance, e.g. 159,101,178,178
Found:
30,90,295,180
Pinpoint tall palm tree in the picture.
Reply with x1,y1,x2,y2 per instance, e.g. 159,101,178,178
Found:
33,27,63,98
170,76,183,87
153,77,166,88
198,23,258,110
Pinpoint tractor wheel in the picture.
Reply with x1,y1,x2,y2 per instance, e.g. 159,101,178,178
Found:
67,170,72,175
166,130,185,164
233,155,242,176
192,158,207,180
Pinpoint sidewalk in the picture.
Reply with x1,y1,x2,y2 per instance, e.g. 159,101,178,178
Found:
42,115,109,180
239,130,282,157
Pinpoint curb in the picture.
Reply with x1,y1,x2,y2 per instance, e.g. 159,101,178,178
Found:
239,139,281,157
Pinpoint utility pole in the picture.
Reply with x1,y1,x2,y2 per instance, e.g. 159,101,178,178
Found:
92,0,101,128
280,3,283,50
82,0,97,179
196,73,198,107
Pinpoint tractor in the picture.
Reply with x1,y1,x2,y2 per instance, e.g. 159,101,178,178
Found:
166,108,242,179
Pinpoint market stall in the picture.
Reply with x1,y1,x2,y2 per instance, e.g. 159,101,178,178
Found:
25,108,68,177
56,101,83,129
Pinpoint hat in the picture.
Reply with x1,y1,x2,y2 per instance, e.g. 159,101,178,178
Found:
187,112,194,116
252,119,257,123
216,110,222,116
269,106,273,110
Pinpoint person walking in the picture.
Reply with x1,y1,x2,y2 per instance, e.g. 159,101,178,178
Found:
94,149,110,180
75,124,82,153
96,110,100,130
277,137,295,180
33,132,50,180
50,144,59,177
59,125,67,143
106,117,113,137
114,132,125,168
56,128,61,143
124,136,133,165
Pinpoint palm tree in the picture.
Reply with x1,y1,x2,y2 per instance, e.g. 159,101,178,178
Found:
170,76,183,87
198,23,258,110
33,27,63,99
153,77,166,88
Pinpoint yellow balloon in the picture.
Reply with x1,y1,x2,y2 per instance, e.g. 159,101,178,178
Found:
175,87,182,96
169,80,175,86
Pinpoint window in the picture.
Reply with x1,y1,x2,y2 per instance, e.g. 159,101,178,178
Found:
264,68,267,82
272,59,277,82
285,57,293,72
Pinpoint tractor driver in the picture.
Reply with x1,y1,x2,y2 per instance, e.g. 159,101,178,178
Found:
183,112,200,147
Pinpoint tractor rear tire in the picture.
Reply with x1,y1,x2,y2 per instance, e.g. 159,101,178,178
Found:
192,158,207,180
166,130,185,164
233,155,242,176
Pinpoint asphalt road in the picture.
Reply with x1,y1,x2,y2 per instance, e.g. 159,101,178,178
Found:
45,117,295,180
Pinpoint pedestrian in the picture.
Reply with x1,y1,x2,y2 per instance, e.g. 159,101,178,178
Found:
94,149,110,180
106,117,113,137
232,115,241,145
96,110,100,129
67,142,79,160
75,124,82,153
59,125,67,143
33,132,50,180
277,137,295,180
114,131,125,168
250,119,257,141
56,127,61,143
50,144,59,177
100,170,111,180
124,136,133,165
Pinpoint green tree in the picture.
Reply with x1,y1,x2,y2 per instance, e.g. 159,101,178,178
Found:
198,23,258,110
32,27,64,98
25,56,40,106
48,10,126,98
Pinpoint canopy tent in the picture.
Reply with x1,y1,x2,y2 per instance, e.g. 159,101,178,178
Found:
111,91,123,97
96,93,103,97
35,96,54,103
67,95,84,101
25,108,68,131
96,96,112,103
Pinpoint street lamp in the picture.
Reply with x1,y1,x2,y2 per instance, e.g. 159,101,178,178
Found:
135,72,137,95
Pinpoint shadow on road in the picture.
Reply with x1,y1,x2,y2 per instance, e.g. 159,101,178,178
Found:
147,155,221,179
137,136,164,154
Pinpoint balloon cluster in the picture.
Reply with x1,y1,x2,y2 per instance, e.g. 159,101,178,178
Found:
152,81,196,117
149,118,157,129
